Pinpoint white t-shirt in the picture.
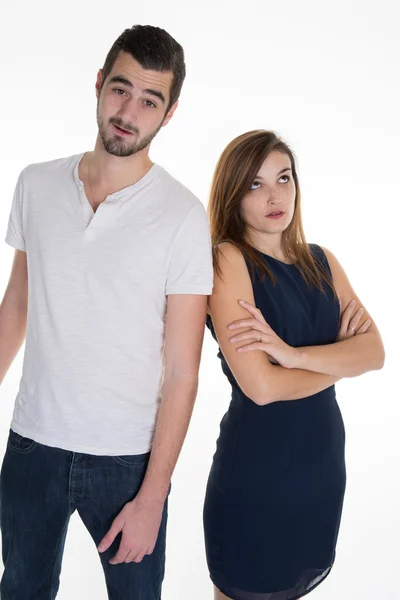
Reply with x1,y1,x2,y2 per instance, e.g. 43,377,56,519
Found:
5,153,213,455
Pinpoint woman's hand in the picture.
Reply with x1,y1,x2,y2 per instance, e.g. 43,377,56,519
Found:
228,297,373,370
337,299,372,341
227,299,300,369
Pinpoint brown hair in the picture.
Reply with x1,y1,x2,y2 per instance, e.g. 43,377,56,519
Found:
208,130,333,292
101,25,186,112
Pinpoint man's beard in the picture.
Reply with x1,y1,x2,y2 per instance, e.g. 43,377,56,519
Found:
97,112,163,158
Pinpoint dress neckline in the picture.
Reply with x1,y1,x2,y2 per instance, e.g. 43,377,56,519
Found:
254,248,298,266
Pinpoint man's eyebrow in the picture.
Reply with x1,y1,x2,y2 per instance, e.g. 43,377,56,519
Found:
109,75,133,88
143,88,166,104
108,76,166,104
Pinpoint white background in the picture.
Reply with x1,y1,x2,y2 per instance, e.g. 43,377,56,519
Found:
0,0,398,598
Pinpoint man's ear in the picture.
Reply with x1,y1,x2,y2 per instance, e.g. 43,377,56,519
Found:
95,69,103,99
162,100,179,128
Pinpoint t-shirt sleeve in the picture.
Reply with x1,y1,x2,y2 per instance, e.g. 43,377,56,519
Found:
5,170,26,252
165,202,214,295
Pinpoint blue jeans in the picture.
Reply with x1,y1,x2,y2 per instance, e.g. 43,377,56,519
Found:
0,429,168,599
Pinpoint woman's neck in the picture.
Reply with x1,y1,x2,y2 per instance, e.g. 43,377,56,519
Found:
245,231,286,262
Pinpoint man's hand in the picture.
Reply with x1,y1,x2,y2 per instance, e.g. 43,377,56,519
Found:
98,497,164,564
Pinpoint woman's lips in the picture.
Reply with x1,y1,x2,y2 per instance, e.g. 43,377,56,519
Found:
266,211,285,220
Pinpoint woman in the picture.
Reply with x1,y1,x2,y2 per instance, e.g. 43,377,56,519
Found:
203,130,385,600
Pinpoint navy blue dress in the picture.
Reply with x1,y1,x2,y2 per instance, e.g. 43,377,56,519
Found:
203,245,346,600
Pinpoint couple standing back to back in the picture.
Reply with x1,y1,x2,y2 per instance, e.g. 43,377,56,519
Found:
0,24,384,600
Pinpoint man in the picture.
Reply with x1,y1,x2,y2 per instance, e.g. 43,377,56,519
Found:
0,25,213,599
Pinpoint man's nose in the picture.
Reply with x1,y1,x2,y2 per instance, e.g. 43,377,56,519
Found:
117,98,139,123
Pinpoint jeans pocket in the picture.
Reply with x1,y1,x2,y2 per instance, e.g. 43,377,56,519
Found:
7,429,38,454
111,452,150,468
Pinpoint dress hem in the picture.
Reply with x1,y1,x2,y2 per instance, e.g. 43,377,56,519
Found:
211,564,333,600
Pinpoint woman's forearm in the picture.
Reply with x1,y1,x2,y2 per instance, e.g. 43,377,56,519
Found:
258,366,339,405
295,332,385,377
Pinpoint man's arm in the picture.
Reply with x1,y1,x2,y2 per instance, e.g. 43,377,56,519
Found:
98,293,208,564
295,247,385,377
135,293,207,505
0,250,28,385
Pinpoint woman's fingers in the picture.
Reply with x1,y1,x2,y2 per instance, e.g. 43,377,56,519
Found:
229,330,272,344
338,300,371,340
229,316,273,332
238,299,269,324
347,307,365,333
229,317,268,331
356,318,372,334
228,317,255,330
237,342,265,352
338,299,357,337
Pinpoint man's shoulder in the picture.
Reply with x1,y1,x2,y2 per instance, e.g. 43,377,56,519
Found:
19,153,82,187
156,165,203,212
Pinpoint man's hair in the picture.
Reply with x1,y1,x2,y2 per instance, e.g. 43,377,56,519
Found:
101,25,186,111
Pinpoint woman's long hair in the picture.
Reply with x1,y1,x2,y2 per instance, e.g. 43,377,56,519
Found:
208,130,333,291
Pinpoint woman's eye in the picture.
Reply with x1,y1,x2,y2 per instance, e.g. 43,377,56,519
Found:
279,175,290,183
250,181,261,190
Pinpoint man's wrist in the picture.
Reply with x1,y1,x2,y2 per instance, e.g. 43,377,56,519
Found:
134,485,169,509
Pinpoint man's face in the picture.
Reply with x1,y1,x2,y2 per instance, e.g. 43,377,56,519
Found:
96,51,177,157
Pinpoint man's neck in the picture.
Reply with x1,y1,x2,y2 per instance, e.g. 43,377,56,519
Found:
78,142,155,212
88,140,154,195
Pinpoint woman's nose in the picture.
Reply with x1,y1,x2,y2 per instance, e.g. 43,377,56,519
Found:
268,189,281,204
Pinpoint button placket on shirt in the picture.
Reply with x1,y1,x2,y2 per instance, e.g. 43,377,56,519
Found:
79,185,118,239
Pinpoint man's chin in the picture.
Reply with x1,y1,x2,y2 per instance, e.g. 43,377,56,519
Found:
104,139,139,158
100,128,154,157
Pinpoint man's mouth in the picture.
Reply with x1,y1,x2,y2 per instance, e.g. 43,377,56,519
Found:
112,123,135,136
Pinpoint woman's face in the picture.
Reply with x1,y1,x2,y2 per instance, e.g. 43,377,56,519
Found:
240,151,296,238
